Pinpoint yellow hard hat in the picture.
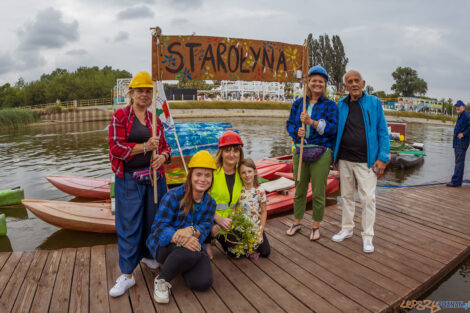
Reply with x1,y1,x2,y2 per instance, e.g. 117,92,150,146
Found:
188,150,216,170
129,71,153,89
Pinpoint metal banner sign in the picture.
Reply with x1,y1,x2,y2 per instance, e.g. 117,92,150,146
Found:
152,34,304,82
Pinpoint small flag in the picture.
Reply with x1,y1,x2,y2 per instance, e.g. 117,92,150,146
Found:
155,81,175,131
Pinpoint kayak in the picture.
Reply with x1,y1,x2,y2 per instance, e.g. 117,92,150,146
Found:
23,174,339,233
390,153,424,169
0,187,25,207
46,155,293,199
46,176,111,200
21,200,115,233
266,170,340,215
28,167,339,233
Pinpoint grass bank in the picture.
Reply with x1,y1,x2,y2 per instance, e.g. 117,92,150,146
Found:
384,110,457,123
170,101,457,123
0,108,41,128
169,100,291,110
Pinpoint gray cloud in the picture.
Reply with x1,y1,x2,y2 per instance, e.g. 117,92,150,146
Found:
0,52,15,75
167,0,203,9
170,18,189,27
65,49,88,56
15,50,46,70
114,31,129,42
117,6,154,20
82,0,155,5
17,7,79,51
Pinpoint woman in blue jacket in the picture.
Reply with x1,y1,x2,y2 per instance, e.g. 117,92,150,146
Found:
285,65,338,241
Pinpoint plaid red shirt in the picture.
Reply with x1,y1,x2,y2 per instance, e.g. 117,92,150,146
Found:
109,105,171,178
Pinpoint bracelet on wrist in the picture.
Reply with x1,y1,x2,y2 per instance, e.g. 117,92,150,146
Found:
143,142,146,155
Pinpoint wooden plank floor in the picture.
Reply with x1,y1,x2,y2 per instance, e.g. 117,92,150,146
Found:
1,183,469,313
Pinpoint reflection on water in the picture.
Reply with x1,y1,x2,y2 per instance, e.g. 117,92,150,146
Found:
38,229,116,250
1,117,469,300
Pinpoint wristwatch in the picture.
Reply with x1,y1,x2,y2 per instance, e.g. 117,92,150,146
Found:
191,226,197,236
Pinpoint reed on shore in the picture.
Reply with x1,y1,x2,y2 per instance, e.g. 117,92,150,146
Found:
0,108,41,128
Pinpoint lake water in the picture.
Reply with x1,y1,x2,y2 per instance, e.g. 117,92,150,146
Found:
0,117,468,303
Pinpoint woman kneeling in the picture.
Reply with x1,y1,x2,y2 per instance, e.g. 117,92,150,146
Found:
146,151,217,304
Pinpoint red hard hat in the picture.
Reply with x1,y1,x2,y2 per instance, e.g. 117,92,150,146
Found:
218,131,243,148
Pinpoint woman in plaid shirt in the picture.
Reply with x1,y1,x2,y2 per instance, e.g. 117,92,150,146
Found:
108,72,171,297
146,151,217,304
285,65,338,241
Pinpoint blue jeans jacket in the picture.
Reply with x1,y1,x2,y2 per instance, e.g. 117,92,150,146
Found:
334,92,390,168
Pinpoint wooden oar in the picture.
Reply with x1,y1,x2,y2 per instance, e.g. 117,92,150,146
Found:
296,42,308,181
151,81,158,203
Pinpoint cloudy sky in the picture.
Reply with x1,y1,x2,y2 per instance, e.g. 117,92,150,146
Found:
0,0,469,102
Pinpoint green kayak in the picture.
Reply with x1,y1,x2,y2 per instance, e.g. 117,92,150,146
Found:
0,187,24,207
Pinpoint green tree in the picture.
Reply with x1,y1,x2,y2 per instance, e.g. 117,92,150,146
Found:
0,66,132,107
391,67,427,96
306,33,348,91
365,85,374,94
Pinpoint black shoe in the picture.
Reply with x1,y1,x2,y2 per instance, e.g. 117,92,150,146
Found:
446,183,460,187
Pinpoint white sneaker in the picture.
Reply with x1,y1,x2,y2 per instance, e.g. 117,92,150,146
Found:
141,258,160,269
331,230,353,242
154,278,172,303
363,237,374,253
109,275,135,297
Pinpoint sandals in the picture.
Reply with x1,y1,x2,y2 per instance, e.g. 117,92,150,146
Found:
286,224,302,236
310,227,320,241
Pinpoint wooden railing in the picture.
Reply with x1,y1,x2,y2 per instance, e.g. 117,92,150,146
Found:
23,98,112,110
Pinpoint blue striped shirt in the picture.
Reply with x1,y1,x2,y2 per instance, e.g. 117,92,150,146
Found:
146,185,216,257
286,96,338,148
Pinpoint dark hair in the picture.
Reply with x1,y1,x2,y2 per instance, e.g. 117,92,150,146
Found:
238,158,260,187
179,168,214,214
215,144,244,169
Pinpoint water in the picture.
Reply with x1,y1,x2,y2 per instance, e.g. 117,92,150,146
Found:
0,117,469,301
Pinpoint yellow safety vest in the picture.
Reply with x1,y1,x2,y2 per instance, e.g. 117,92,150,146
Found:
210,167,242,218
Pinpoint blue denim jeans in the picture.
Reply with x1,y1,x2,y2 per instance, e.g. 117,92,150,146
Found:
115,172,168,274
451,148,468,186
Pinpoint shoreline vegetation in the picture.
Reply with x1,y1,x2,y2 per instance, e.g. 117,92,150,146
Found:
0,100,458,129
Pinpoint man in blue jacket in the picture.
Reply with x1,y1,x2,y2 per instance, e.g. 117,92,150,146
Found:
331,70,390,253
447,100,470,187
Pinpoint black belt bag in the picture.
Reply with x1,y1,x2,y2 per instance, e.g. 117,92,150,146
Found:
296,144,327,163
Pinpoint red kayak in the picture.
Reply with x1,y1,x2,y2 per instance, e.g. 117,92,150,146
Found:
46,155,293,199
265,170,339,215
46,176,111,200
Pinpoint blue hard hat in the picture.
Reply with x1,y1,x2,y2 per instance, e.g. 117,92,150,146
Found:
308,65,329,82
455,100,465,107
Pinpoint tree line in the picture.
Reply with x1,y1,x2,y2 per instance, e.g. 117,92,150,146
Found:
0,66,131,108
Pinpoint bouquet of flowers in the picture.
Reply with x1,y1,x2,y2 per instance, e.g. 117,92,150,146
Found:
218,206,261,258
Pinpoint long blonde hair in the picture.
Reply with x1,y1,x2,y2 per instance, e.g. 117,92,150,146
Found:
179,168,214,214
306,74,328,100
215,144,244,169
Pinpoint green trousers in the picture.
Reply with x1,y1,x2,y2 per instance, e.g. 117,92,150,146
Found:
292,148,332,222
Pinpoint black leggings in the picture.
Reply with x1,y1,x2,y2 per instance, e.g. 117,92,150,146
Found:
156,244,213,290
216,231,271,258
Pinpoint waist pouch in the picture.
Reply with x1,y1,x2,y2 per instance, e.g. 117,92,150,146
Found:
132,168,160,185
296,144,327,163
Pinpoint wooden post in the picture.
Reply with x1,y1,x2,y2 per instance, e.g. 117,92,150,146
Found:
297,41,308,181
155,26,188,175
151,81,158,204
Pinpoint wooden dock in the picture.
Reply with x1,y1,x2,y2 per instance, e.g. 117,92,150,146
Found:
1,183,469,313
